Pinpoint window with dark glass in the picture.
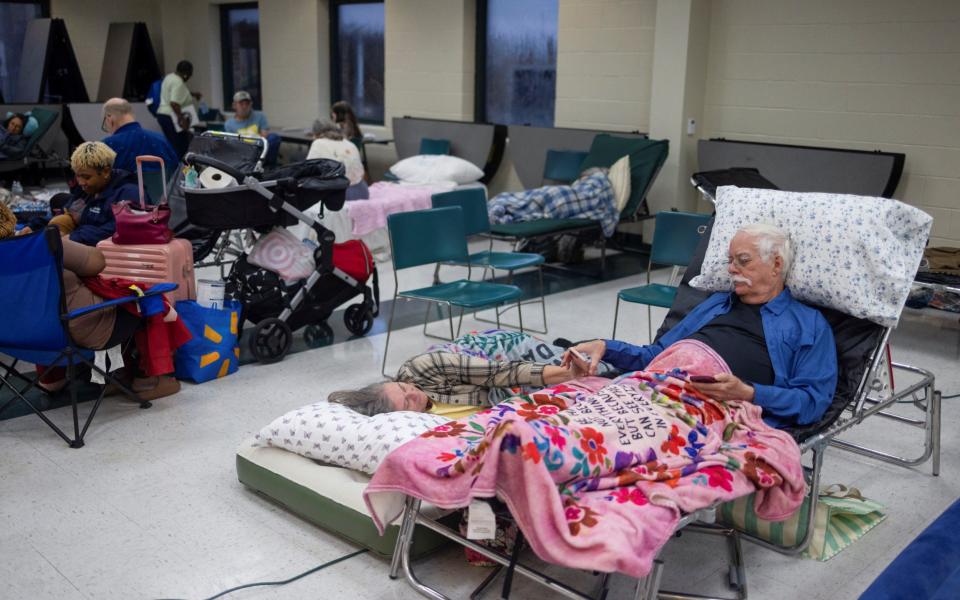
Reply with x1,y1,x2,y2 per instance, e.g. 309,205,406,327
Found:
331,1,385,124
477,0,558,126
0,1,48,102
220,3,262,110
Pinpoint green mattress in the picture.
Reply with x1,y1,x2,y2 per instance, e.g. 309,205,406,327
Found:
236,438,453,559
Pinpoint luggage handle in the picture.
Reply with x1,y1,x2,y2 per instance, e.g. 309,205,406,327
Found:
136,155,168,211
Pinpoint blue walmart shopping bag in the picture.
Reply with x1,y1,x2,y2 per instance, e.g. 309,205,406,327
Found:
174,300,241,383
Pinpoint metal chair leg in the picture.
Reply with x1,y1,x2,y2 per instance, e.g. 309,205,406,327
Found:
632,560,663,600
647,305,653,344
612,296,621,339
381,294,399,377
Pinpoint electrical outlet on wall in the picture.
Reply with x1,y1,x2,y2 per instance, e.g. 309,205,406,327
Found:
687,118,696,135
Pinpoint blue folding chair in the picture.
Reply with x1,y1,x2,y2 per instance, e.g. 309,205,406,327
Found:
0,228,177,448
612,211,711,342
431,188,548,333
382,207,523,376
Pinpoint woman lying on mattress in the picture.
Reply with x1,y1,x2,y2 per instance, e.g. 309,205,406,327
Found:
331,345,588,420
330,329,621,419
564,222,838,429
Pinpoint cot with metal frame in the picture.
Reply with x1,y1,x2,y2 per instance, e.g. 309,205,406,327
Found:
382,184,940,600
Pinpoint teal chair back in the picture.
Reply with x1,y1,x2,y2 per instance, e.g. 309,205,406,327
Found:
543,149,588,183
431,188,489,237
650,211,712,267
419,137,450,155
388,206,469,270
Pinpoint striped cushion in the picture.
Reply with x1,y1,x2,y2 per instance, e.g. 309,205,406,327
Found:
718,485,886,561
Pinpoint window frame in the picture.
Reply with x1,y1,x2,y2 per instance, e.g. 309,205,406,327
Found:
473,0,558,127
329,0,385,126
219,1,262,111
0,0,50,103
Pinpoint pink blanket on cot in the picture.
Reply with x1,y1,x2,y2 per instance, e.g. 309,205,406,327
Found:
345,183,441,236
364,340,806,578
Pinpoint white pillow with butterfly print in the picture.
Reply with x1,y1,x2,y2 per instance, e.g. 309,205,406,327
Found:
254,401,449,475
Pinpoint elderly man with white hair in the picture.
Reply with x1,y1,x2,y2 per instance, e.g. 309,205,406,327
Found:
565,222,838,429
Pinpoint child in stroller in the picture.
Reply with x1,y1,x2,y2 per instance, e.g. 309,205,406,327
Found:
180,143,379,364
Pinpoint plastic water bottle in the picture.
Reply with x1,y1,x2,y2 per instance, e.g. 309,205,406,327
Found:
183,167,200,189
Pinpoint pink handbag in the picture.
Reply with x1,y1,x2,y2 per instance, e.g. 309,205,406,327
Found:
111,155,173,245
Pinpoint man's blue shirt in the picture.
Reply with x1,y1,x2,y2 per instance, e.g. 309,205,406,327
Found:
603,289,837,428
103,122,178,173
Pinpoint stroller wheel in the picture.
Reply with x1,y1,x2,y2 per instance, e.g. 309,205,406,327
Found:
344,303,375,336
304,322,334,348
249,318,292,364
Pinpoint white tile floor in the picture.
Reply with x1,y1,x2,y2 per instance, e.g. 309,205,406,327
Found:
1,251,958,600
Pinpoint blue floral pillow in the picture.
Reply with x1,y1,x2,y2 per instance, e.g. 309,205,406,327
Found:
689,186,932,327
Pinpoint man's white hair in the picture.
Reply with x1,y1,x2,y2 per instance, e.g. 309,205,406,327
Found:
737,223,792,276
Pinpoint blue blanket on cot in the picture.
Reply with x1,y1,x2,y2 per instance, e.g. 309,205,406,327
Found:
487,171,619,237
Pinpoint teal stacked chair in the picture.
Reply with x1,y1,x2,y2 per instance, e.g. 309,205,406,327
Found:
612,210,711,341
419,137,450,155
382,206,523,376
432,187,548,333
542,149,589,184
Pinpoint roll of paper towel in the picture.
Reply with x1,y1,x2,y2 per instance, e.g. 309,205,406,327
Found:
199,167,237,189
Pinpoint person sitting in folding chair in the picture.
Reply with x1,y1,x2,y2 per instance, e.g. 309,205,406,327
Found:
565,222,838,429
0,113,29,159
0,203,180,400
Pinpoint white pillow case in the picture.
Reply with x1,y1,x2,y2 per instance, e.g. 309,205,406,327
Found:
390,154,484,185
255,401,449,474
607,154,632,213
689,186,932,327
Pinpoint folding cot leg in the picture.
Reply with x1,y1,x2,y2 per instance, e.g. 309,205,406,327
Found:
393,497,449,600
389,496,419,579
632,560,664,600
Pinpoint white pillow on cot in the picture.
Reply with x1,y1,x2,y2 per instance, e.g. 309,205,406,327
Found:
607,154,632,213
389,154,484,185
255,401,449,475
688,186,932,327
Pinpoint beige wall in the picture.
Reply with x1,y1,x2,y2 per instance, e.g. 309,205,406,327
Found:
51,0,164,99
555,0,656,132
384,0,475,124
702,0,960,245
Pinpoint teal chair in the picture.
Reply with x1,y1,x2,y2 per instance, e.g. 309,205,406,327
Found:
432,188,548,333
419,137,450,155
612,210,712,341
382,206,524,376
542,149,589,184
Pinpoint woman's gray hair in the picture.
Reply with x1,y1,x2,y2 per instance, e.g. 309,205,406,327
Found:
738,223,792,276
311,118,345,141
328,382,392,416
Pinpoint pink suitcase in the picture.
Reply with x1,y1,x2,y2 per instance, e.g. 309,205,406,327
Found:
96,238,197,303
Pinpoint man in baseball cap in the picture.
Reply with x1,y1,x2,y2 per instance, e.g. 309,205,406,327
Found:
225,90,281,167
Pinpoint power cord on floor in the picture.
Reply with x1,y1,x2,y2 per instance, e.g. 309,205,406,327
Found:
943,392,959,399
156,548,368,600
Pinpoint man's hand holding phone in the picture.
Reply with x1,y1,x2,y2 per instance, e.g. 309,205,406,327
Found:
687,372,756,402
561,340,605,376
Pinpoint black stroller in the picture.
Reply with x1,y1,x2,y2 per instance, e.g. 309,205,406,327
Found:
181,150,379,364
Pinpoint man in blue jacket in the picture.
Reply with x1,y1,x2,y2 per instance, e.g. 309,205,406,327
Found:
68,142,141,246
101,98,178,173
564,223,837,429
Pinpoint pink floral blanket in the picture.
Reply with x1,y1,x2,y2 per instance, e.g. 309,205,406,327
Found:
364,340,805,577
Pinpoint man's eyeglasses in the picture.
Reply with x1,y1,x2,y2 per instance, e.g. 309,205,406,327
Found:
100,116,110,133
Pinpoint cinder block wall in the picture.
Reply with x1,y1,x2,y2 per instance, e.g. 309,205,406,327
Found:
702,0,960,245
555,0,657,133
50,0,164,99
